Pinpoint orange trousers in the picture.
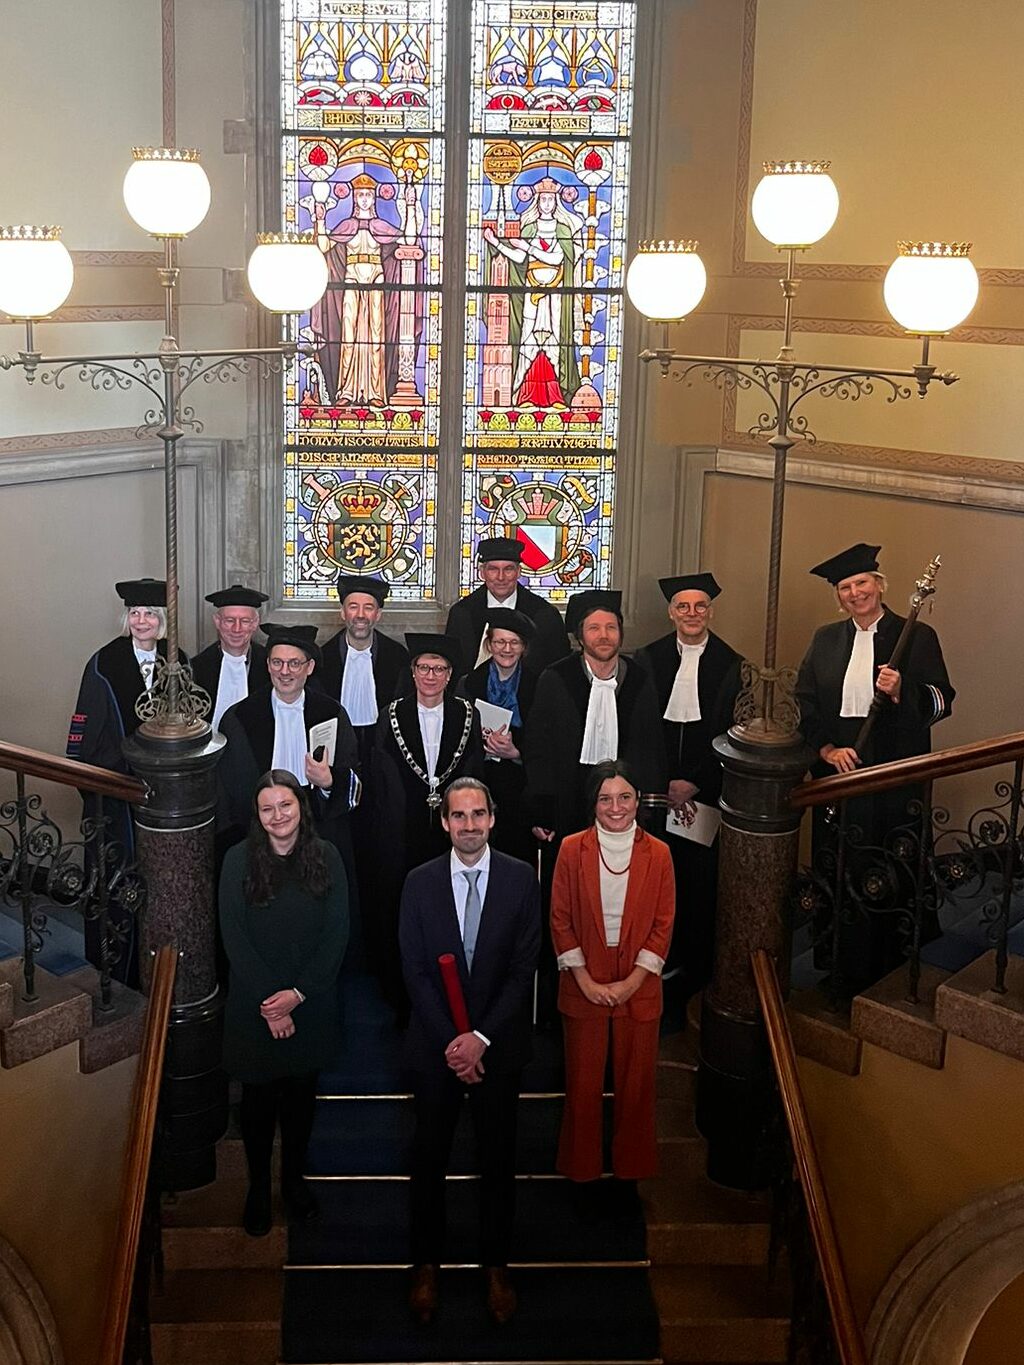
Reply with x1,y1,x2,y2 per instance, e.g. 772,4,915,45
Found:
557,1012,661,1182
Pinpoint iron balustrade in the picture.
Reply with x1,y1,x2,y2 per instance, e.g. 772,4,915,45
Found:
791,732,1024,1004
0,742,148,1008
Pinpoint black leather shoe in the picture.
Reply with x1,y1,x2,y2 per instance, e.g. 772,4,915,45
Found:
243,1182,273,1237
484,1266,517,1325
282,1175,319,1222
409,1263,439,1325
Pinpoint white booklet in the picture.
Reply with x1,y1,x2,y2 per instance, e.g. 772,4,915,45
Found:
307,717,338,766
474,699,514,763
666,800,721,848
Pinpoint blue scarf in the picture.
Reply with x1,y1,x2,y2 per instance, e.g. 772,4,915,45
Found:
486,660,522,728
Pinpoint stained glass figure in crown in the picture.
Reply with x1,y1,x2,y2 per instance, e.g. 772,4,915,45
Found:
304,140,427,423
482,169,583,411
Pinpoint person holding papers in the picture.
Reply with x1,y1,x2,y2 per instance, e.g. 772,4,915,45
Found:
636,574,742,1011
457,607,537,865
217,625,361,880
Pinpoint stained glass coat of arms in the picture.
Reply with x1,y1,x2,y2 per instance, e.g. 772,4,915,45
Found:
460,1,636,598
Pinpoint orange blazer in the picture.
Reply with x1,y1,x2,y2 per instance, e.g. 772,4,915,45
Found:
550,827,675,1022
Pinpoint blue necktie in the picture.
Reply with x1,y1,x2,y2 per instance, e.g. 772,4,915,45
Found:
462,869,482,969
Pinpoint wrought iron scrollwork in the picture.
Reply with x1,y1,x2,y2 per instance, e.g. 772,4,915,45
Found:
134,657,212,729
733,659,801,736
0,776,147,1008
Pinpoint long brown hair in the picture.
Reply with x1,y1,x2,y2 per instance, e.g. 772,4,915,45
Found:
243,770,330,905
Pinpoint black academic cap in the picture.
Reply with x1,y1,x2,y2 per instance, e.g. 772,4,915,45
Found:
659,573,721,603
405,633,462,671
116,578,166,608
484,607,536,642
565,589,623,637
809,543,882,586
477,536,524,563
263,623,322,667
205,583,269,609
334,574,390,605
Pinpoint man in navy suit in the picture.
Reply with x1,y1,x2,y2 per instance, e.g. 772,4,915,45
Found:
399,777,540,1327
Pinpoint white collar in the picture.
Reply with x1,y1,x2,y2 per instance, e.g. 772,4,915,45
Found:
677,635,709,655
451,845,491,879
271,690,305,713
486,588,517,610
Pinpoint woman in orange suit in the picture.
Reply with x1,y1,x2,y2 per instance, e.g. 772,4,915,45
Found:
550,759,675,1187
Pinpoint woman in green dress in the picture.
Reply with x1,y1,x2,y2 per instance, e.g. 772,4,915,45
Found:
220,769,350,1236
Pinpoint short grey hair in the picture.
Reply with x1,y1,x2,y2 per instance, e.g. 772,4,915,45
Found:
120,605,168,639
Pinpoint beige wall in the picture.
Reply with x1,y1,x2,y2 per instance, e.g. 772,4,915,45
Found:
800,1035,1024,1327
0,1045,137,1365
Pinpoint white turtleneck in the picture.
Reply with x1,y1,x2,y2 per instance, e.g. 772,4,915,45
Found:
555,822,665,976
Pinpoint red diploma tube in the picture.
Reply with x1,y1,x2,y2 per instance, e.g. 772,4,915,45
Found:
438,953,471,1033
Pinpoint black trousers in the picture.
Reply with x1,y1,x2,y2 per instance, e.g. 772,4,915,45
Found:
239,1071,319,1188
410,1067,521,1267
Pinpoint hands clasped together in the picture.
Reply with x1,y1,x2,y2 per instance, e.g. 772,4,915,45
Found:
261,987,302,1041
445,1030,487,1084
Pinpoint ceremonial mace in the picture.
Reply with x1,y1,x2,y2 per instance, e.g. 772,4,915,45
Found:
853,554,942,756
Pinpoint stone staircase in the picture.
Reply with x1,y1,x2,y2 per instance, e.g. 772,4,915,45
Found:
788,947,1024,1077
0,955,145,1073
149,1026,791,1365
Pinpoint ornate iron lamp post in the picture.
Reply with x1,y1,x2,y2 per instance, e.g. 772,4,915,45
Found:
626,160,978,1187
0,147,329,1188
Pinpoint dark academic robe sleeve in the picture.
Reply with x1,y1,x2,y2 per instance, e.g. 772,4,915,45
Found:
310,704,363,821
67,654,128,772
523,666,579,831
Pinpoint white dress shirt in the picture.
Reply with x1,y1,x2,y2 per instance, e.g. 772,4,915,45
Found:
450,846,492,1045
271,691,307,784
213,651,250,733
133,644,157,691
475,588,519,666
579,661,619,765
417,701,444,779
341,642,378,726
840,617,880,718
664,637,707,723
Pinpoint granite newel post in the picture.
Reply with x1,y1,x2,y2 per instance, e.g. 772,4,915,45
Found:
125,725,226,1191
696,726,811,1190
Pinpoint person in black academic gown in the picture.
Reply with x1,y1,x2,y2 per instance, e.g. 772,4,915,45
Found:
314,574,409,967
368,634,485,1015
525,590,666,842
217,624,361,881
315,574,410,766
190,584,269,733
67,577,177,984
636,573,742,1009
445,535,570,676
456,608,538,866
795,542,955,991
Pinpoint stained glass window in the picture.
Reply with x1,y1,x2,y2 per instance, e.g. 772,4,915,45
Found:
280,0,636,604
281,0,447,601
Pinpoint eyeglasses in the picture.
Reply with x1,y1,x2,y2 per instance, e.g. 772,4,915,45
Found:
269,657,310,672
414,662,451,676
673,603,710,616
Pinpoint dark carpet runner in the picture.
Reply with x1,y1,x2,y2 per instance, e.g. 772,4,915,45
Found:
280,962,661,1364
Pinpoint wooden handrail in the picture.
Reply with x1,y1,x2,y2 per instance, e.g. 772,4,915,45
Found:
98,944,178,1365
751,949,868,1365
791,730,1024,809
0,740,148,803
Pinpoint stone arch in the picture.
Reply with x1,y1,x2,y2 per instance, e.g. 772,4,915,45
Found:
867,1181,1024,1365
0,1236,63,1365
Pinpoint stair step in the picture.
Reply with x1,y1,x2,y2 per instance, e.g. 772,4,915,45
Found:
150,1268,281,1365
64,964,146,1072
651,1266,790,1363
161,1182,287,1270
0,962,91,1067
643,1178,772,1267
